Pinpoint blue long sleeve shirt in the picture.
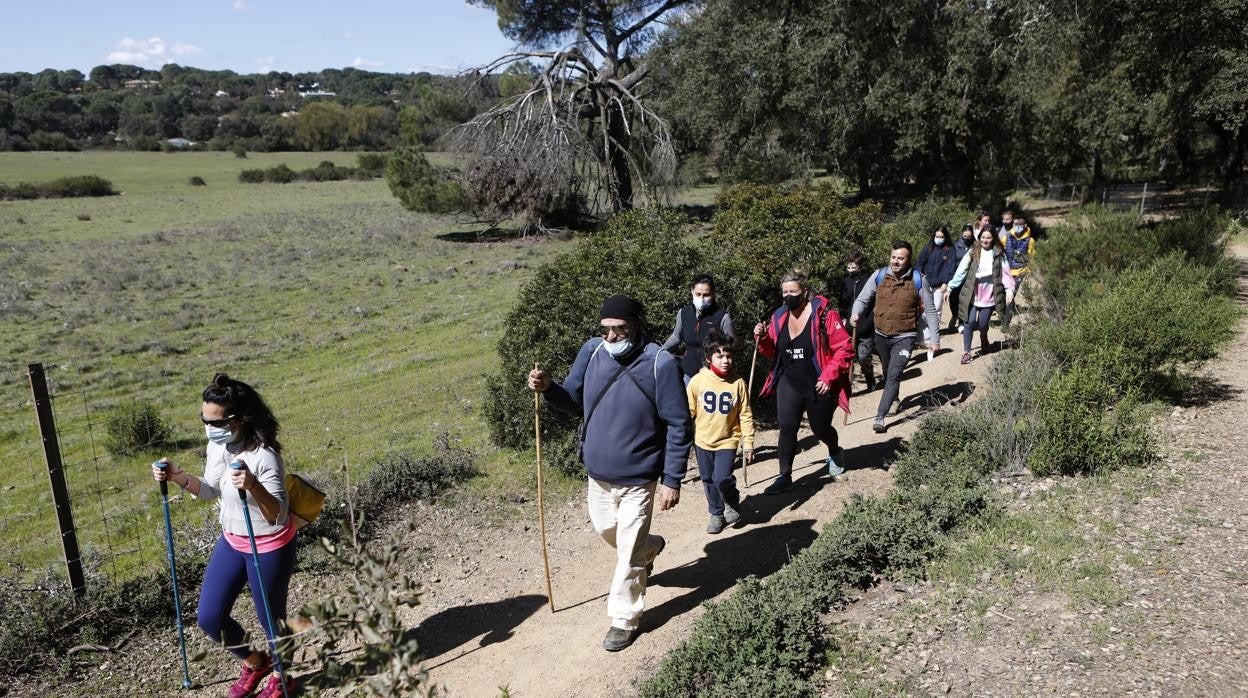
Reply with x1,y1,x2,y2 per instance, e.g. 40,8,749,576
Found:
544,336,692,488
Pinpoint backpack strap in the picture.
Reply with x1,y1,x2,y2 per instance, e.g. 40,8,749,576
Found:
876,267,923,297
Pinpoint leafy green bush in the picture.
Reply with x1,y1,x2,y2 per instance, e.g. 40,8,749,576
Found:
1028,359,1153,477
701,182,883,326
238,168,266,183
264,163,296,183
356,152,388,177
299,160,354,182
385,145,466,213
881,196,977,263
0,175,118,200
104,401,172,457
722,143,808,184
188,176,207,186
482,208,702,463
1038,206,1235,313
1042,254,1241,399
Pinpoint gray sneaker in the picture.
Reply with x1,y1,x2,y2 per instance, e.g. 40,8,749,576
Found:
873,418,887,434
706,515,726,535
826,449,846,477
602,626,638,652
723,503,741,526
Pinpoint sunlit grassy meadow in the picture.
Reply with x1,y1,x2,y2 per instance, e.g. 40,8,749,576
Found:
0,150,573,579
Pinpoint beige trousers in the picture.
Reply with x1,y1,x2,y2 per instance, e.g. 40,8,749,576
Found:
586,478,663,630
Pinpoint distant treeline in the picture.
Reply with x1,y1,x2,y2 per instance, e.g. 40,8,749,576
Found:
0,64,528,153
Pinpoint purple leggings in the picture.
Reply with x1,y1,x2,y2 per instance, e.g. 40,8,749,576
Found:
197,534,295,659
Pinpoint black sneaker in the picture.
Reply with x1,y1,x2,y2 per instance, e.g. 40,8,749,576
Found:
762,476,791,495
602,626,638,652
873,419,887,434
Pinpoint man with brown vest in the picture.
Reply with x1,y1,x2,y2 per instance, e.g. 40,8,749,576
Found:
850,240,924,434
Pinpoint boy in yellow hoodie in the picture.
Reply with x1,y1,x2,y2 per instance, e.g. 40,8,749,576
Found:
687,331,755,534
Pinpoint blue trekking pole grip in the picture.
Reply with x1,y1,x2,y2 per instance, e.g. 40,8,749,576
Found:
154,461,193,690
229,460,290,698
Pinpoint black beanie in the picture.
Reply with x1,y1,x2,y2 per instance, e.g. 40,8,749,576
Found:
599,294,643,322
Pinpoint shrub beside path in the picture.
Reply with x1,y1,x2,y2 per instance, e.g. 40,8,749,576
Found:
822,243,1248,696
413,334,1004,697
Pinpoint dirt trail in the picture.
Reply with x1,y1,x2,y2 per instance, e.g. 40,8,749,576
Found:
823,243,1248,696
413,328,1006,697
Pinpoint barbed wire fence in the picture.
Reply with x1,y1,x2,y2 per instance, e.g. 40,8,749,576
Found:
1,358,217,593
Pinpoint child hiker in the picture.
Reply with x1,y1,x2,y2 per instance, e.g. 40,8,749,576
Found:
686,330,755,534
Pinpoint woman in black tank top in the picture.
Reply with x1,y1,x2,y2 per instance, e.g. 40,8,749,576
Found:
752,269,846,494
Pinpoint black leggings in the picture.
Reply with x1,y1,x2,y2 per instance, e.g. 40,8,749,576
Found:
775,376,839,479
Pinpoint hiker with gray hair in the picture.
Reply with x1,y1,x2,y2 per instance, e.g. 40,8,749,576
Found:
527,294,692,652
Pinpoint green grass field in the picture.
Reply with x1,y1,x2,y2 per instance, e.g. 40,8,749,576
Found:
0,151,575,580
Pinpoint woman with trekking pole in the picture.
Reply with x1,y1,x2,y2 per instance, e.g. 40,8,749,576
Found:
152,373,296,698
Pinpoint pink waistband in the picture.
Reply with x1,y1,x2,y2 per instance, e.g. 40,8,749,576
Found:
224,521,295,554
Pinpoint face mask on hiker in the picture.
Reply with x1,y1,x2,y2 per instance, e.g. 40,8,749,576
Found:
691,281,714,312
600,321,635,357
780,281,807,312
934,234,946,245
201,409,237,444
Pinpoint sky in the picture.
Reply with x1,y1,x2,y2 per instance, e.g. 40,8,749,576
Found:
0,0,520,76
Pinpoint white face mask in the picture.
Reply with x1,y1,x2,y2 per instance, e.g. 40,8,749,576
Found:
205,425,235,445
692,295,711,311
602,339,634,358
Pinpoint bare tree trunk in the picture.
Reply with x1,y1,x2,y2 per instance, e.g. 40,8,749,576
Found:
605,106,634,211
1085,152,1104,204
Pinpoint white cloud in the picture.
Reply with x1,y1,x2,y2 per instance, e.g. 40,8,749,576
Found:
232,0,252,11
342,31,358,40
254,56,277,70
352,56,385,69
106,37,201,67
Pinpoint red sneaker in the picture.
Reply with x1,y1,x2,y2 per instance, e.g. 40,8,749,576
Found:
228,655,272,698
257,672,298,698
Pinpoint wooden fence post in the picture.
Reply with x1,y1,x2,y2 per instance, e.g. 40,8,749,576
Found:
27,363,87,597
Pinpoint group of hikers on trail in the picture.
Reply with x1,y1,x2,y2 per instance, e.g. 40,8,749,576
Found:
527,207,1034,652
147,209,1035,695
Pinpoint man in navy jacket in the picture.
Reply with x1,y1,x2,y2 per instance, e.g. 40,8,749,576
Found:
528,294,692,652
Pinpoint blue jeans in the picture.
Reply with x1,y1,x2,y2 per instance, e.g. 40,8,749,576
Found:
963,305,994,352
695,447,739,516
197,534,296,659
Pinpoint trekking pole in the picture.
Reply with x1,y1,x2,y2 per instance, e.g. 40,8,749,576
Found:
844,325,857,426
533,363,556,613
154,461,193,690
229,461,291,698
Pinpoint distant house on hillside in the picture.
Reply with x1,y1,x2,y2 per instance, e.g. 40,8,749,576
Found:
299,89,337,98
214,89,229,97
123,79,161,90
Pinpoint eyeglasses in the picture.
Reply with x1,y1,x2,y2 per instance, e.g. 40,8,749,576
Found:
599,323,633,339
200,413,235,428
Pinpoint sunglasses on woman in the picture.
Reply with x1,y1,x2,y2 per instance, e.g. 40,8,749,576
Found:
200,414,235,428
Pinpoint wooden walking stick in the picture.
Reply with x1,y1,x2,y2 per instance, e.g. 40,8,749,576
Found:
744,341,759,487
844,324,857,426
534,362,555,613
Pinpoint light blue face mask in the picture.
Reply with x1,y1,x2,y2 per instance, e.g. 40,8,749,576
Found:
692,295,712,311
602,339,634,358
205,425,235,445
